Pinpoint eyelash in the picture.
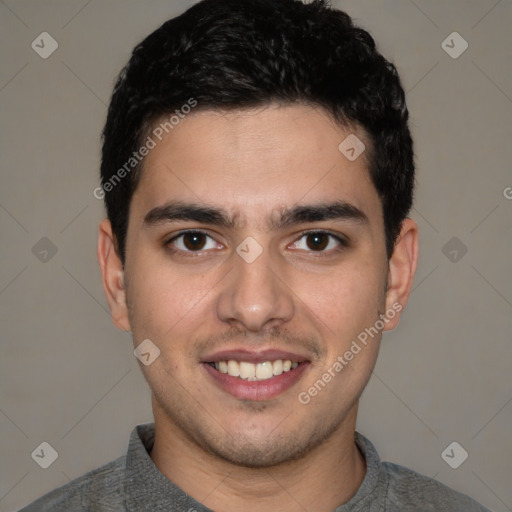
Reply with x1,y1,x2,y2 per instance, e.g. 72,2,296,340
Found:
165,230,217,255
293,229,348,253
165,230,348,256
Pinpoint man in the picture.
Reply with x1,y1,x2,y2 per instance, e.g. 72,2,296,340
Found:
21,0,490,510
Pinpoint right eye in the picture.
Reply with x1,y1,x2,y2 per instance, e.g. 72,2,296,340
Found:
167,231,222,252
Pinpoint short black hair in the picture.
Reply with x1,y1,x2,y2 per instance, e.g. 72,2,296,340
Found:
100,0,414,262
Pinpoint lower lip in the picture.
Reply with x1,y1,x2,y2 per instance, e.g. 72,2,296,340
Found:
202,362,310,401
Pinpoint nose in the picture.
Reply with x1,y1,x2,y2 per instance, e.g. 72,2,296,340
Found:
216,246,295,332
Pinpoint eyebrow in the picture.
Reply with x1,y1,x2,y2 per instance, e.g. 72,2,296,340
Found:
143,200,368,229
144,203,236,228
276,201,368,228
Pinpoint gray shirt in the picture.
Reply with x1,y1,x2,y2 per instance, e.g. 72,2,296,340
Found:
19,423,490,511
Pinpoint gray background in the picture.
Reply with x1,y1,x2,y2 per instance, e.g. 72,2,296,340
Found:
1,1,511,511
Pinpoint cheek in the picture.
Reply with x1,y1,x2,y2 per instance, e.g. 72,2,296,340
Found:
126,251,218,342
297,261,385,336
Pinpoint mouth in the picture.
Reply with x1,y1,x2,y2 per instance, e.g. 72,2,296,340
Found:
207,359,302,381
201,350,311,401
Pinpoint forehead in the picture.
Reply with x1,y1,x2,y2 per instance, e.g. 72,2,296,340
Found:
132,104,380,226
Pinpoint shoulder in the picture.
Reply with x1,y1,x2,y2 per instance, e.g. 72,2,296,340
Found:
382,461,491,512
18,456,126,512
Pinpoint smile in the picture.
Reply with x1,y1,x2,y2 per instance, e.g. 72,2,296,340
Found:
208,359,301,381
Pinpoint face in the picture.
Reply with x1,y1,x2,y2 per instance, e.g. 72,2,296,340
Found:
100,104,415,468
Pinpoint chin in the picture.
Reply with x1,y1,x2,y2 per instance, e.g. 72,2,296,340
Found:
205,434,310,469
197,417,337,469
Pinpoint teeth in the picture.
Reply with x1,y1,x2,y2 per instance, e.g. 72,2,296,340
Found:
239,361,256,379
212,359,299,381
272,360,283,375
227,360,240,377
256,361,273,379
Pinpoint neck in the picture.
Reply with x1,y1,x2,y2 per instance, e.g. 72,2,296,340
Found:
150,399,366,512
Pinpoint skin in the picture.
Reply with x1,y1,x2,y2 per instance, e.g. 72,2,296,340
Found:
98,104,418,512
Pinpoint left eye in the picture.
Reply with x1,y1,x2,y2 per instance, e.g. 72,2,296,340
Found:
290,232,343,252
170,232,220,252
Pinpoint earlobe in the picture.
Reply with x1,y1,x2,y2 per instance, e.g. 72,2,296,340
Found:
383,218,419,331
97,219,131,332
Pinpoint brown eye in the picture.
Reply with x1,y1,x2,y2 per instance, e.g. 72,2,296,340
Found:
182,232,207,250
170,231,219,252
305,233,329,251
289,231,345,253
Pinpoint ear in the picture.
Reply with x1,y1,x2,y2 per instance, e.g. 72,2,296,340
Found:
383,218,419,331
97,219,131,331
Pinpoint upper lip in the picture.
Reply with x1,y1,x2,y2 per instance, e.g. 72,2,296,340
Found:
201,348,311,364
